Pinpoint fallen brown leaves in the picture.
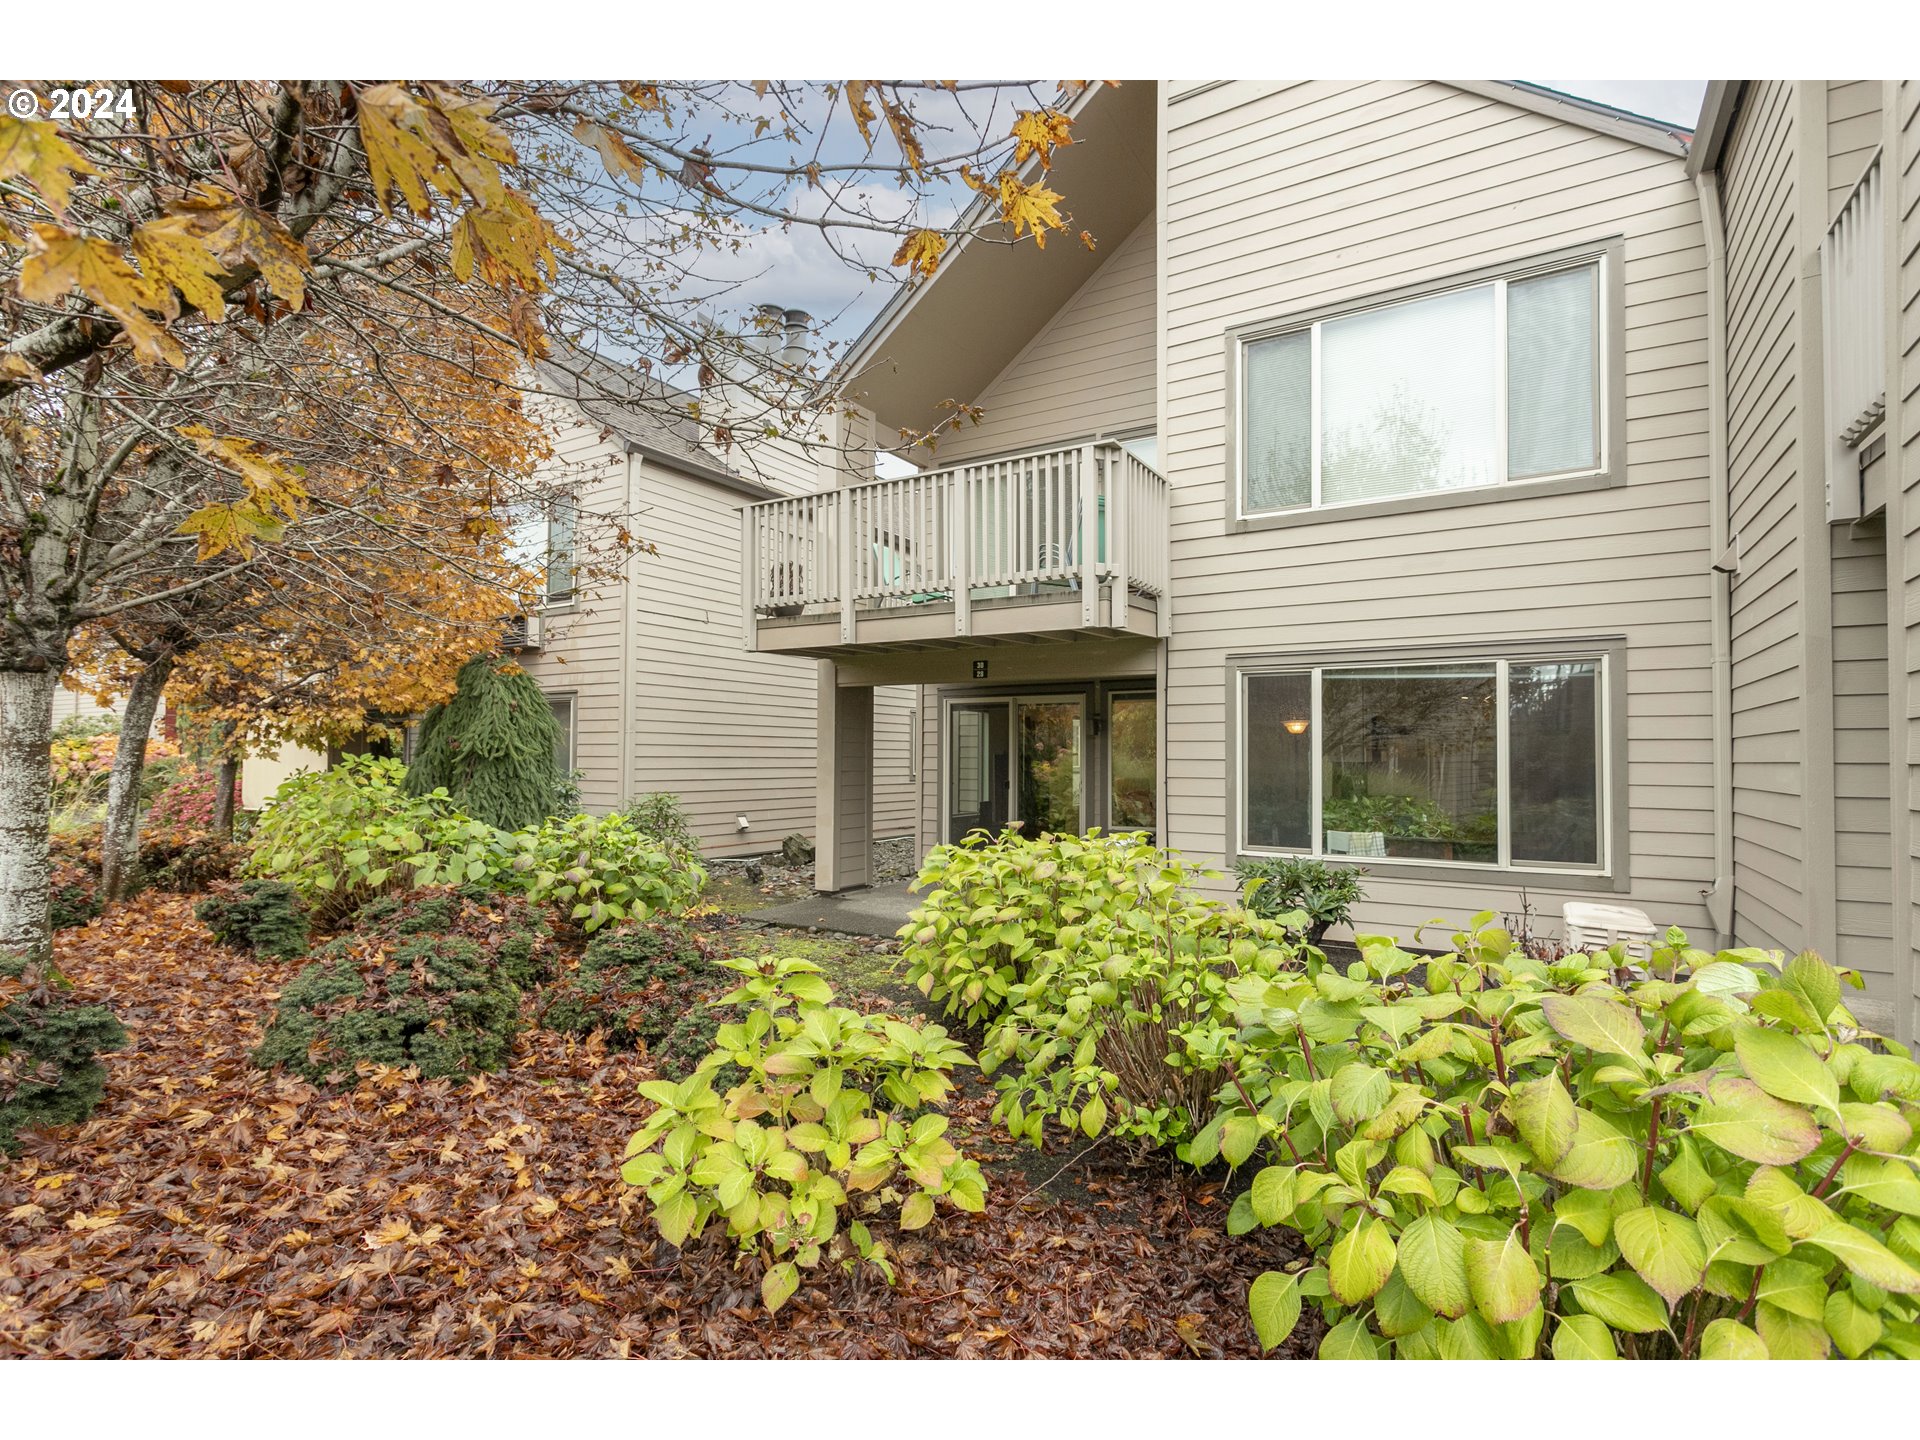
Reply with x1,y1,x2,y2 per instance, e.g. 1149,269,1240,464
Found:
1,894,1303,1358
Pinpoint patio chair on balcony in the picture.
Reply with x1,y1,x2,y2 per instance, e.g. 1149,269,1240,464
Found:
871,540,948,606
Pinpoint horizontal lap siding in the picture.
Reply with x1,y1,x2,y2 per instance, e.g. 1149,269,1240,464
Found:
1721,80,1808,955
1898,80,1920,1043
516,404,630,814
935,216,1158,462
522,400,918,859
1827,81,1882,225
1831,525,1893,983
1162,80,1715,943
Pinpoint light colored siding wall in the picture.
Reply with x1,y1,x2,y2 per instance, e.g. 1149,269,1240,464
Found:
1827,81,1883,225
935,215,1158,462
873,684,917,839
520,396,919,858
1160,80,1716,941
1894,80,1920,1044
515,398,630,813
1721,80,1810,954
1831,523,1893,983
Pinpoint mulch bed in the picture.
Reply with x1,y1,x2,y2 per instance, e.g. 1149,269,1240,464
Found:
0,893,1304,1358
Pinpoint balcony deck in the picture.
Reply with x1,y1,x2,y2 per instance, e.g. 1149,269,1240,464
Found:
741,440,1170,660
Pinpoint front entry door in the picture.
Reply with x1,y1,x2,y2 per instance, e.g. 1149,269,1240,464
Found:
945,696,1086,843
947,702,1010,841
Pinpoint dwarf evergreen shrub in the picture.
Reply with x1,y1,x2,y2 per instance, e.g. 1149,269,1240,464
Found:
1,956,128,1153
251,889,551,1082
406,656,566,830
196,880,310,959
539,919,735,1074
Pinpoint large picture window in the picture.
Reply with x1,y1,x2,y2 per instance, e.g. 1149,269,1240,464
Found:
1239,253,1605,516
1238,655,1607,872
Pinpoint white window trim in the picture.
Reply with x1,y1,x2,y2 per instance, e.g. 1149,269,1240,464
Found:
1234,653,1612,878
1233,244,1615,523
547,690,579,775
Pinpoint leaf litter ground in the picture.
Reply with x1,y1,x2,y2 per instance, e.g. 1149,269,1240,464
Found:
1,893,1307,1358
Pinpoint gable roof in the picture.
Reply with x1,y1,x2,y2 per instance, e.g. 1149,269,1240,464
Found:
533,340,780,500
835,79,1688,438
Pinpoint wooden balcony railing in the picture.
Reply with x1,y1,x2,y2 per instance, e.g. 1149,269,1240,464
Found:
1822,154,1886,520
741,440,1169,647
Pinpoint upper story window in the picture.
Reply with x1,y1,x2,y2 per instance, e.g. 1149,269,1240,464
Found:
507,498,577,604
1237,249,1610,518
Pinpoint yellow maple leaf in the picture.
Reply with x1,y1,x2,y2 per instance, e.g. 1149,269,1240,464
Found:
362,1217,414,1249
449,190,567,293
571,119,648,185
844,81,878,148
1010,109,1075,170
891,228,947,278
18,223,180,365
995,175,1065,248
177,425,308,521
0,115,96,216
130,213,230,319
356,83,513,220
195,199,310,312
176,501,284,560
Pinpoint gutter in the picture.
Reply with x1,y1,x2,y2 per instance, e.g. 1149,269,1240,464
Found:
1695,167,1736,947
618,438,780,501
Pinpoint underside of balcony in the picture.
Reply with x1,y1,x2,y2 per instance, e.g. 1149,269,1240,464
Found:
741,440,1170,661
753,584,1163,660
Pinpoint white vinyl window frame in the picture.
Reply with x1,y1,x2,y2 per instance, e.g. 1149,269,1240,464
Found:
1228,239,1622,526
1232,652,1614,878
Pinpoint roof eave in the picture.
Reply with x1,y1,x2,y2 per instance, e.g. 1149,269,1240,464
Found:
618,438,780,500
1447,80,1692,157
1685,81,1745,177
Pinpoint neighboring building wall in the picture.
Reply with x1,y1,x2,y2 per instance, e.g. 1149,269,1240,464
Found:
519,394,917,860
1160,80,1717,939
1892,79,1920,1045
241,742,326,810
933,215,1158,463
1831,524,1893,991
1826,82,1882,223
1720,80,1814,955
50,685,123,729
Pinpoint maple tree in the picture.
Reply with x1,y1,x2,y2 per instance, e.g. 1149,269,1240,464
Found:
2,79,1089,962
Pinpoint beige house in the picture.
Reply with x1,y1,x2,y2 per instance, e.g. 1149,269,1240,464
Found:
741,79,1919,1043
512,346,918,859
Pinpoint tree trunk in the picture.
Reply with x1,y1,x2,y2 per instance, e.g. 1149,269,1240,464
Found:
0,669,60,963
212,753,239,838
100,654,175,903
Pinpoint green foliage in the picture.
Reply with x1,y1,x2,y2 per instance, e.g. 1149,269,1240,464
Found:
498,811,705,934
931,834,1301,1150
250,889,549,1082
1,955,128,1154
196,880,310,959
539,919,736,1072
1236,856,1368,944
620,792,702,866
901,828,1300,1032
1199,915,1920,1359
244,755,503,926
621,953,985,1313
405,656,567,831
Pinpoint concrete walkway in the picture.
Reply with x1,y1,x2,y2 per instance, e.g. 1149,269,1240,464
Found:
748,880,920,938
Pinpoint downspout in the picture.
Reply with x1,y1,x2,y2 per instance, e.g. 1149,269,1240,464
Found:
1695,168,1736,948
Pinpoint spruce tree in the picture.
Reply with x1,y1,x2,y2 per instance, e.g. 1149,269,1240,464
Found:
405,657,564,830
